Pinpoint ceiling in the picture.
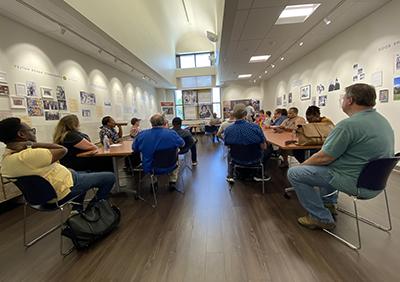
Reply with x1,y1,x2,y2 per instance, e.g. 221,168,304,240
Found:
219,0,391,84
0,0,223,88
0,0,392,88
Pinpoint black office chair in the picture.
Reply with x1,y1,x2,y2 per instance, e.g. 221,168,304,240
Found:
134,148,181,208
9,175,86,255
204,125,219,143
228,143,267,194
323,153,400,250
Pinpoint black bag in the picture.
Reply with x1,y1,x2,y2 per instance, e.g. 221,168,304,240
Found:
61,199,121,249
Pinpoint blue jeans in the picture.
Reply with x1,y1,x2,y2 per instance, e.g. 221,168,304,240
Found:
287,165,337,223
60,171,115,210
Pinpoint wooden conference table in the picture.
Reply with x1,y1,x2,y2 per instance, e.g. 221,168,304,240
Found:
77,140,133,192
263,128,322,151
263,128,322,196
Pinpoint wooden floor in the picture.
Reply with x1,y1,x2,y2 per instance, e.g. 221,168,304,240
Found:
1,136,400,281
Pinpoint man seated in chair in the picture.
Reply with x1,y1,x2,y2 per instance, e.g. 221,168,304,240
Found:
0,117,115,210
172,117,198,166
287,83,394,230
224,103,272,183
133,114,184,190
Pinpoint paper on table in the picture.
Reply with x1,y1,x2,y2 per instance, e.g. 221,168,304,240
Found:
110,144,122,147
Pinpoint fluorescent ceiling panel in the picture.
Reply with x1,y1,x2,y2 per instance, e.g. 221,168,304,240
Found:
249,55,271,63
238,74,252,79
275,4,320,25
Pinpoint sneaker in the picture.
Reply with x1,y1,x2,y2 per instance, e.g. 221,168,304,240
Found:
297,214,336,230
226,177,235,183
253,175,272,182
169,182,177,191
69,210,80,217
324,203,338,216
192,162,198,166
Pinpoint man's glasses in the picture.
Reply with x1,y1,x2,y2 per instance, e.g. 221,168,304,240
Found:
26,128,36,135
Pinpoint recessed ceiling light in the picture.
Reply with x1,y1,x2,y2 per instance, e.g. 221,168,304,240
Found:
280,57,285,61
271,64,275,68
323,18,331,25
264,70,268,74
275,4,320,25
249,55,271,63
299,41,304,46
238,74,252,79
258,75,262,78
253,79,256,83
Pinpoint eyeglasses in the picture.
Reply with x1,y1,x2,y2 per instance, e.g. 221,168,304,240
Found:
26,128,36,135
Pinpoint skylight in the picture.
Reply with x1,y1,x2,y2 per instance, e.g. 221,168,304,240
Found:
275,4,320,25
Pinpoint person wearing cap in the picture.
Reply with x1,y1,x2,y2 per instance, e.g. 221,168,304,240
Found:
223,103,272,183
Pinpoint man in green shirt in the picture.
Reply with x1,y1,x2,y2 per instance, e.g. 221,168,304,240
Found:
287,83,394,230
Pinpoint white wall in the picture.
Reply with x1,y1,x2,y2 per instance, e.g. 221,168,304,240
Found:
0,15,160,151
262,0,400,153
222,83,264,105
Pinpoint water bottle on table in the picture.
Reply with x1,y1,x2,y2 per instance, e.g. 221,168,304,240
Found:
103,135,110,152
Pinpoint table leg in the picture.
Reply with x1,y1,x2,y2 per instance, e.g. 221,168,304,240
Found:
112,156,121,192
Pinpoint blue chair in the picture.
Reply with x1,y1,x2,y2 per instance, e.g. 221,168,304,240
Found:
323,153,400,250
9,175,86,255
228,143,267,194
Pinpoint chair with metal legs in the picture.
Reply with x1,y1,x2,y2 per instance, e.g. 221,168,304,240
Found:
323,153,400,250
133,148,181,208
228,143,267,194
8,175,88,256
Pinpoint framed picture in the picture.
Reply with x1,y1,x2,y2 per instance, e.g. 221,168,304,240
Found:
80,91,96,105
9,96,26,109
26,81,37,96
41,87,54,99
300,85,311,100
0,83,10,96
379,89,389,103
15,83,26,96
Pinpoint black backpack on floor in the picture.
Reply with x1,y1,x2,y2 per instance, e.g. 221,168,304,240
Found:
61,199,121,249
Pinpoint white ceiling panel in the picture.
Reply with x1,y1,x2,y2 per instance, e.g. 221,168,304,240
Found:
240,7,283,40
230,10,249,41
237,0,254,10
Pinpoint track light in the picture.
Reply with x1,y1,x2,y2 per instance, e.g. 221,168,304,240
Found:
271,64,275,68
60,27,66,35
324,18,331,25
299,41,304,46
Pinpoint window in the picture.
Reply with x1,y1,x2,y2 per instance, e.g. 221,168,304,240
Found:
195,53,211,67
174,87,221,120
179,54,195,69
212,87,221,118
177,52,214,68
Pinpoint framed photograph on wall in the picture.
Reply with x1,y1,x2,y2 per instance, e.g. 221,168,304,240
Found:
41,87,54,99
26,81,38,96
9,96,26,109
0,83,10,96
300,85,311,100
379,89,389,103
15,83,26,96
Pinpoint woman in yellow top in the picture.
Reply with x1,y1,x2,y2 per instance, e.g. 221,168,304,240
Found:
0,117,115,210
